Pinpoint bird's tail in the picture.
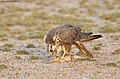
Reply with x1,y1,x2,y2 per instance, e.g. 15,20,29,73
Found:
80,35,102,42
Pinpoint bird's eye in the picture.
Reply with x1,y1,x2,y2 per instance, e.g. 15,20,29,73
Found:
50,50,53,52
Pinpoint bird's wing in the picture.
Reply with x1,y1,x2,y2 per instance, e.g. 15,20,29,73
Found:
44,24,75,44
55,26,81,44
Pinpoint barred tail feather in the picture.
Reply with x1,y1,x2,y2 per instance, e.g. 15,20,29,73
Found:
80,35,102,42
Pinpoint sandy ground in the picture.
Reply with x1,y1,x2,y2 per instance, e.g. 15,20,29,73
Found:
0,33,120,79
0,0,120,79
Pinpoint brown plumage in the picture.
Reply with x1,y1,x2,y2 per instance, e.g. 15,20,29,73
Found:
44,24,102,62
45,24,102,44
44,24,78,44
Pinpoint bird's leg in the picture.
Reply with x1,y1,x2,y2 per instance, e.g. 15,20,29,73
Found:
63,44,71,55
75,41,93,58
51,44,72,62
52,35,73,62
61,44,73,60
53,44,62,57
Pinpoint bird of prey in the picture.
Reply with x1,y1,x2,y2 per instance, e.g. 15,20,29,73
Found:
44,24,102,62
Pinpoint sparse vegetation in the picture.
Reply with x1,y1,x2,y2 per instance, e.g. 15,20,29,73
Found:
29,56,39,60
1,44,13,52
2,47,11,52
85,4,98,15
3,44,14,48
17,50,30,55
81,58,96,61
79,0,88,7
97,43,103,46
101,62,118,67
80,23,97,32
23,0,35,3
6,5,31,12
93,46,101,50
117,61,120,64
112,48,120,55
111,35,120,40
99,24,120,33
17,33,28,40
106,63,117,67
58,7,78,15
0,65,8,71
15,56,21,60
104,0,115,10
100,12,120,21
0,32,7,39
26,44,36,48
29,31,46,39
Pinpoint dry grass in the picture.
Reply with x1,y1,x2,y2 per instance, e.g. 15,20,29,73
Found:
0,65,8,71
6,5,31,12
15,56,21,60
112,48,120,55
17,50,30,55
29,31,46,39
58,7,78,15
104,0,115,10
22,0,35,3
80,23,97,32
93,46,101,50
80,58,96,61
1,44,13,52
111,35,120,40
17,33,28,40
99,23,120,33
26,44,36,48
100,12,120,21
29,56,39,60
0,32,7,39
101,62,117,67
106,63,117,67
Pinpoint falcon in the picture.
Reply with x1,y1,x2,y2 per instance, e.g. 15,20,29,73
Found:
44,24,102,62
